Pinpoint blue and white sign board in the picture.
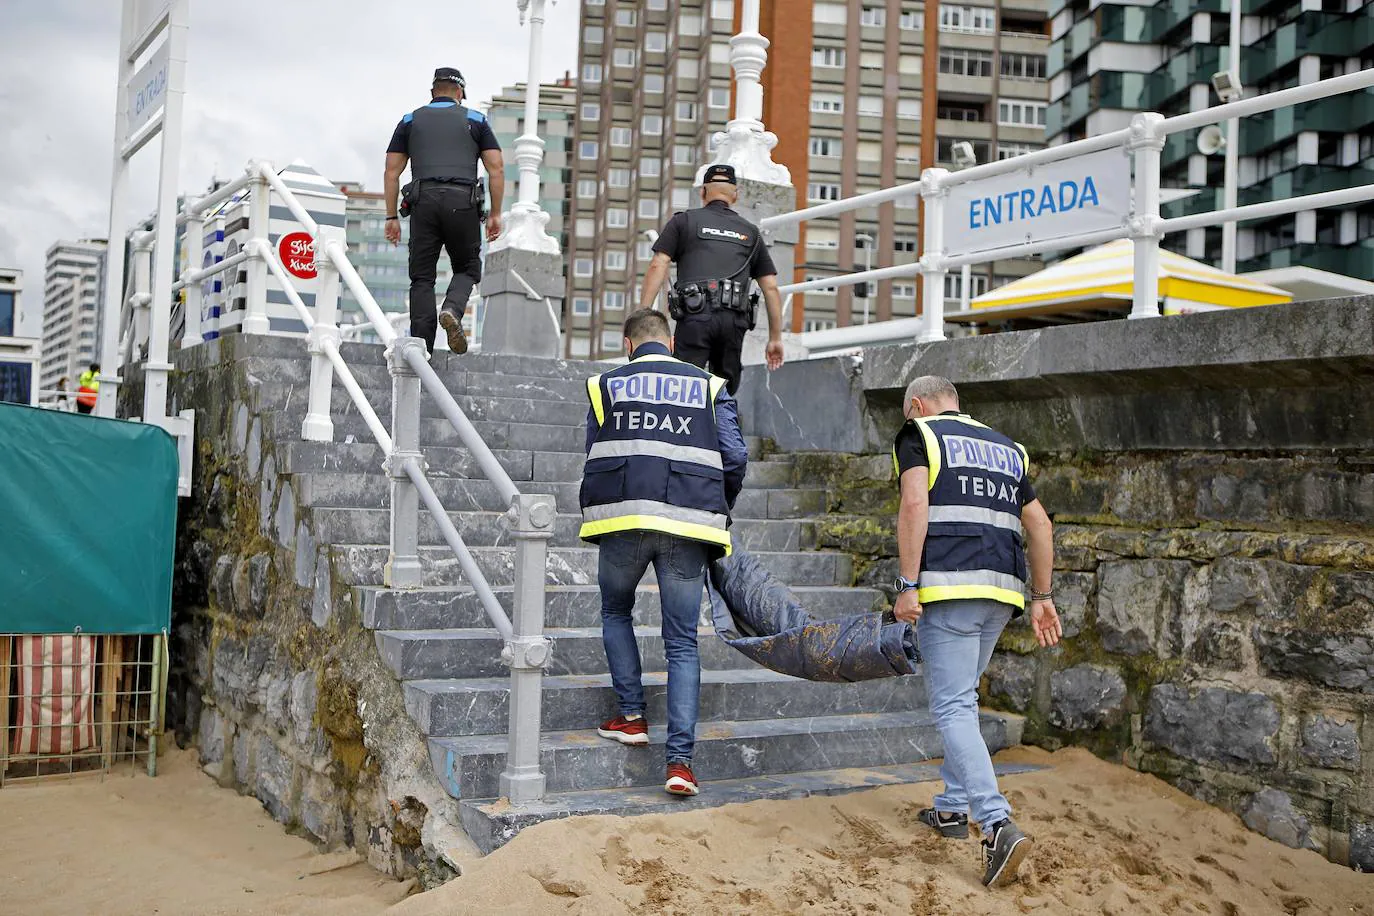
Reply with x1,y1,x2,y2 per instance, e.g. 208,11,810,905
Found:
126,39,169,136
943,147,1132,257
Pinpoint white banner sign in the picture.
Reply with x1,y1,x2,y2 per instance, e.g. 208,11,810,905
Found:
943,147,1132,257
126,39,169,138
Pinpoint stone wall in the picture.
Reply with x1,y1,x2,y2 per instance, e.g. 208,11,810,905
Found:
122,336,466,885
743,297,1374,870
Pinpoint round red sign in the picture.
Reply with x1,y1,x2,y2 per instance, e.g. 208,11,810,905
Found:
278,231,317,280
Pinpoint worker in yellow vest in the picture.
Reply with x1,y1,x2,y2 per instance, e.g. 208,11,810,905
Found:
76,363,100,414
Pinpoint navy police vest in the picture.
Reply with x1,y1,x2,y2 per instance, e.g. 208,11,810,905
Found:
408,103,481,183
894,414,1030,610
580,353,732,554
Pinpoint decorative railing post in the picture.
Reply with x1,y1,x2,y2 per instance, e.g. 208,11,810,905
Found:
918,168,950,343
500,493,555,804
302,230,339,442
1128,113,1166,319
181,213,204,348
384,336,426,588
241,164,273,335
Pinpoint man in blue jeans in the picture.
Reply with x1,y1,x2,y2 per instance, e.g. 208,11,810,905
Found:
579,308,748,796
891,376,1062,888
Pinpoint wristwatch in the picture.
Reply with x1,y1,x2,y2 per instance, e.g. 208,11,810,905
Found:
893,575,920,594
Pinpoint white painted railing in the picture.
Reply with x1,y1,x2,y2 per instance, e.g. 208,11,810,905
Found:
764,67,1374,355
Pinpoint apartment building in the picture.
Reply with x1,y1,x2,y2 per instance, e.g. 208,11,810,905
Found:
40,239,107,395
485,78,578,257
1048,0,1374,278
567,0,1052,357
0,267,40,406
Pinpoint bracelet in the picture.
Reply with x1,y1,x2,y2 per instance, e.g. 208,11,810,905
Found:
1030,589,1053,601
385,215,398,221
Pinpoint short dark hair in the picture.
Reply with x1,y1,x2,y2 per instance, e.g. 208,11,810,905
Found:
623,308,670,344
89,362,100,372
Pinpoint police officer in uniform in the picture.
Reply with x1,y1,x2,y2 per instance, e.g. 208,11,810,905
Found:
580,308,749,798
891,376,1062,888
384,67,504,354
638,164,784,395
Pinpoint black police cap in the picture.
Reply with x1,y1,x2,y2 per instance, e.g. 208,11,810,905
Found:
702,164,737,185
433,67,466,89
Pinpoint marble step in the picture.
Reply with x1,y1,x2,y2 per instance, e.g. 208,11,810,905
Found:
358,584,885,631
332,545,853,589
297,472,824,520
403,668,929,738
312,509,817,552
428,709,1021,800
325,344,609,380
459,759,1041,854
270,388,589,428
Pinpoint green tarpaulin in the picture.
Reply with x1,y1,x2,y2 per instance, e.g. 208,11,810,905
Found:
0,404,177,634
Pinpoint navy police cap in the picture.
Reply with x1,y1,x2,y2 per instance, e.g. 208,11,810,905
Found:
702,163,737,185
434,67,466,88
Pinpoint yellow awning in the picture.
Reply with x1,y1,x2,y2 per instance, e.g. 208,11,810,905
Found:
966,239,1293,320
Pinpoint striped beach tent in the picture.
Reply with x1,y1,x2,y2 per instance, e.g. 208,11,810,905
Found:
959,239,1293,324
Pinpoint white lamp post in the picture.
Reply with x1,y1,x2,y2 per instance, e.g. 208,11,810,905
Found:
698,0,791,186
490,0,560,254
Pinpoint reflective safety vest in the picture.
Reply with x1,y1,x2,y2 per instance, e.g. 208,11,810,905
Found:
580,353,733,555
893,414,1030,611
76,370,99,408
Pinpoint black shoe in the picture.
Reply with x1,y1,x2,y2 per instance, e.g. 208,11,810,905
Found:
439,308,468,354
917,808,969,839
981,820,1033,888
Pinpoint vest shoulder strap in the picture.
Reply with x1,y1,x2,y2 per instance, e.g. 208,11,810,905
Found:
587,374,605,426
910,417,942,490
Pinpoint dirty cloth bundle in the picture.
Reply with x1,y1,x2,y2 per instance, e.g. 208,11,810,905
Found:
707,550,920,681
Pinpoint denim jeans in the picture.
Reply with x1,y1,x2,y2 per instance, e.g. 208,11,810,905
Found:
598,531,709,764
917,597,1015,834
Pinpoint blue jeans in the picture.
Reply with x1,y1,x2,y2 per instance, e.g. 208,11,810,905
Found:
598,531,709,764
917,597,1015,834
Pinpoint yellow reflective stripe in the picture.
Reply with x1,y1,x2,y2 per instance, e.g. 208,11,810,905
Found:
708,374,726,419
579,515,733,556
912,418,941,490
917,584,1026,610
891,445,899,481
588,375,605,426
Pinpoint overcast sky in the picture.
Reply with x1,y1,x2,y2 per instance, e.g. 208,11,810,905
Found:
0,0,582,314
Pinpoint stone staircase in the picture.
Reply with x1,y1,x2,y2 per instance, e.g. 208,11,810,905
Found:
256,342,1024,853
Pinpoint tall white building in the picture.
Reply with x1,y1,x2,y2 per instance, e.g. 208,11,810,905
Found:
41,239,108,395
0,266,40,406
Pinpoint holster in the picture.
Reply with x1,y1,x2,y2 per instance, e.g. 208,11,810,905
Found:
472,179,487,221
399,181,417,218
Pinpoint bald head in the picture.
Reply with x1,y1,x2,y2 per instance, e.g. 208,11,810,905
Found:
903,376,959,419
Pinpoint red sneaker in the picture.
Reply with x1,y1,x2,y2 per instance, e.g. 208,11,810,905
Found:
665,762,699,796
597,715,649,746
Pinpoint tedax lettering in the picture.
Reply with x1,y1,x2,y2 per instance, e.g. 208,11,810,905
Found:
612,411,693,435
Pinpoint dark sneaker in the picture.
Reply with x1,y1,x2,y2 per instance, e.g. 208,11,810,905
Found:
918,807,970,839
439,308,468,354
981,820,1033,888
597,715,649,746
665,762,699,796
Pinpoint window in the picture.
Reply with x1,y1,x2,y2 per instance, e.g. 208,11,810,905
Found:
805,274,837,293
672,187,692,209
938,48,993,77
709,87,731,109
605,251,627,271
899,54,923,75
645,31,667,52
582,63,603,83
944,272,989,299
639,198,660,218
601,330,623,351
584,25,604,43
680,11,702,35
937,137,990,162
0,291,13,337
813,2,847,24
603,291,626,311
858,140,882,160
804,319,838,332
813,47,846,68
808,182,842,201
997,142,1043,160
572,297,592,317
673,143,695,164
574,258,594,278
570,337,591,358
606,208,629,228
810,136,840,157
894,236,917,252
637,240,654,260
581,102,600,121
678,57,700,79
710,42,731,63
940,4,995,34
585,0,603,5
998,100,1046,127
644,73,665,93
808,228,840,248
642,114,663,135
899,10,921,29
610,127,632,147
576,218,595,237
616,8,636,26
860,6,886,26
677,101,697,121
858,95,883,116
892,283,916,299
579,140,599,160
897,99,921,120
0,361,32,405
640,156,661,177
811,92,844,113
939,102,984,122
577,178,597,198
1001,53,1047,81
613,48,636,67
608,167,631,187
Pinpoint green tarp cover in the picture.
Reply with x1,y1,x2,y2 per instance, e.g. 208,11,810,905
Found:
0,403,177,634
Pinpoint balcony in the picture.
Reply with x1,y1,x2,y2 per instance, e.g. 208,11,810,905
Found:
1145,45,1221,110
1047,81,1092,137
1162,187,1223,221
1149,0,1222,43
1242,92,1374,155
1239,242,1374,279
1099,4,1157,45
1161,131,1194,170
1240,165,1374,209
1048,18,1094,77
1245,11,1374,78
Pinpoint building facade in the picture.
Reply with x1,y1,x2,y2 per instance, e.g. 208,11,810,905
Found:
0,267,40,406
485,78,578,257
1048,0,1374,278
40,239,107,396
567,0,1052,358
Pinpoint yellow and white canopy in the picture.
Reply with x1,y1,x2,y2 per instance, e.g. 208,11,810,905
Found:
961,239,1292,322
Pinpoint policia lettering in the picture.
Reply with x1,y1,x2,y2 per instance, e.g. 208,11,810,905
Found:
581,355,733,554
893,413,1033,611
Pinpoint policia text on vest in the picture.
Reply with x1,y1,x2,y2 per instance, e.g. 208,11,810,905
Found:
384,67,504,355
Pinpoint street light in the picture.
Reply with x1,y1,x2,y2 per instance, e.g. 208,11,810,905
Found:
1213,0,1244,275
950,142,978,311
855,232,874,324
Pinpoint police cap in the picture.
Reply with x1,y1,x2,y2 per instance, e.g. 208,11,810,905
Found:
702,164,737,185
433,67,466,89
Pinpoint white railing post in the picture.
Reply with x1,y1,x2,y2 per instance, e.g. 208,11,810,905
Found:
918,169,950,343
302,231,338,442
501,493,555,805
1129,113,1166,319
132,244,153,354
384,336,426,588
242,166,272,335
181,213,205,348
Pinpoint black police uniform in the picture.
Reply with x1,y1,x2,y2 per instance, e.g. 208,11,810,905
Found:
387,67,501,352
653,165,777,395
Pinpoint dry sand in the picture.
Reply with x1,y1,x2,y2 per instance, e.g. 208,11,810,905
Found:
2,745,1369,916
393,747,1372,916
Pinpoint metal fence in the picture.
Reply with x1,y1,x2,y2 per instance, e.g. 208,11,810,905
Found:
1,633,165,786
763,67,1374,355
108,162,555,805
